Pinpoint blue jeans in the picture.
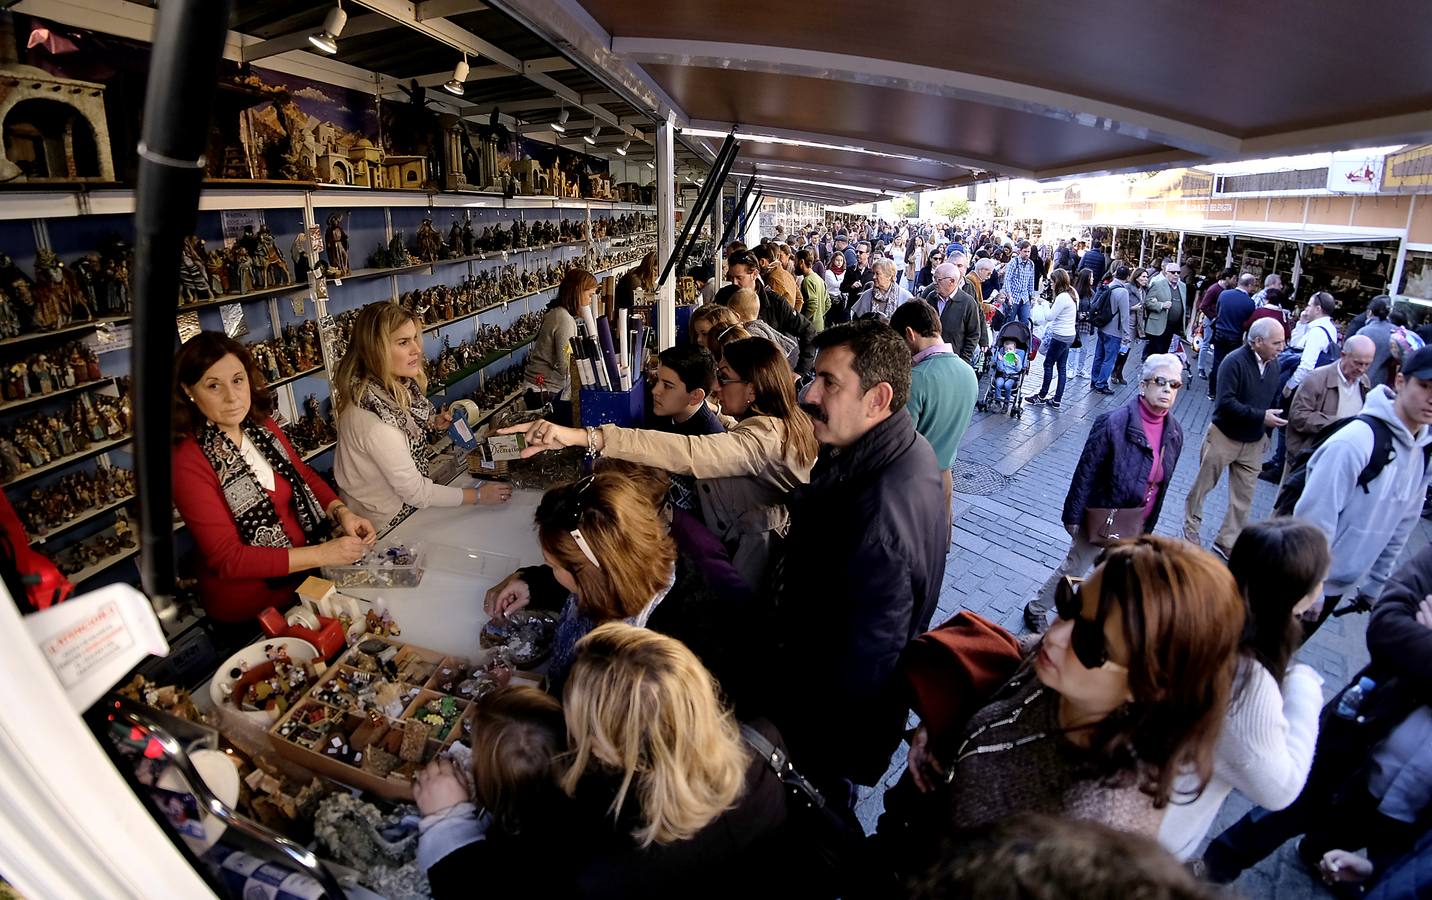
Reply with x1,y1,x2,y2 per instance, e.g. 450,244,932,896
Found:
1092,331,1122,387
1070,329,1093,374
1038,336,1072,402
994,375,1017,400
1004,299,1032,326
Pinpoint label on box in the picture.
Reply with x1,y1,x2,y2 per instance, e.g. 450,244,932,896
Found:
449,417,477,451
483,433,526,462
25,584,169,711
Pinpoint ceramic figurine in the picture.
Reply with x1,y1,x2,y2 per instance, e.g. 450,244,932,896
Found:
325,214,350,276
178,236,214,304
233,247,255,294
291,232,312,282
258,224,290,286
415,218,442,263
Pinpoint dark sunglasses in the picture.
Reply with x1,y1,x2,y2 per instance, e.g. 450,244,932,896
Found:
1054,577,1126,672
1144,375,1182,390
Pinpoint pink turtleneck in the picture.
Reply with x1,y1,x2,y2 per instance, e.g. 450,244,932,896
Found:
1139,398,1168,520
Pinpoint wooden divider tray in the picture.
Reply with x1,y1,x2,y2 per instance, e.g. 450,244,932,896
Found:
265,635,524,800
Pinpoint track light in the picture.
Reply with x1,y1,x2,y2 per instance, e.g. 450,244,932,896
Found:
616,140,630,156
308,1,346,54
550,108,568,133
646,161,655,170
582,125,600,146
444,55,469,96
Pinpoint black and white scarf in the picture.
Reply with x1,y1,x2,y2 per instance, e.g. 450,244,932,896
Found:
358,379,437,529
199,420,333,548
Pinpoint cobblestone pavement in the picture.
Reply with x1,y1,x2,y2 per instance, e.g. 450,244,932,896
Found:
854,346,1432,899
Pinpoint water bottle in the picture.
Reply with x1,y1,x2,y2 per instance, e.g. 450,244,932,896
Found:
1335,676,1376,721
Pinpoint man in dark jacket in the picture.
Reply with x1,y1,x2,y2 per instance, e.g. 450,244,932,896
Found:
1204,542,1432,883
1076,240,1108,283
841,241,875,310
726,252,817,374
770,320,948,797
1183,318,1286,558
925,258,983,365
1209,272,1258,400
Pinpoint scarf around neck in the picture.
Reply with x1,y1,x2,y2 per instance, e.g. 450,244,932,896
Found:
199,420,332,549
358,378,437,528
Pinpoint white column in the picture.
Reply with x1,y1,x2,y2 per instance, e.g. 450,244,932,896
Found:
655,116,676,349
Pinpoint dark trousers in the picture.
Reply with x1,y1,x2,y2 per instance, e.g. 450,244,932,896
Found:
1209,337,1241,398
1144,330,1173,358
1037,336,1071,402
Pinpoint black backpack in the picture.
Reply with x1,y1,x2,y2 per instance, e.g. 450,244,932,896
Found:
1088,283,1118,328
1274,414,1432,516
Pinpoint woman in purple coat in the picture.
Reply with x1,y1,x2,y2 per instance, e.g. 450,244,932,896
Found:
1023,353,1186,632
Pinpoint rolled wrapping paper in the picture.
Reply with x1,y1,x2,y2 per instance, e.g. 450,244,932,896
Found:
450,398,482,426
595,316,622,390
579,304,599,344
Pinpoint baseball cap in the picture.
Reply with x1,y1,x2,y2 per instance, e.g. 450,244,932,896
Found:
1401,345,1432,380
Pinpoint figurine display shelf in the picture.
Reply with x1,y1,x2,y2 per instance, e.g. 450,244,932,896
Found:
267,634,533,800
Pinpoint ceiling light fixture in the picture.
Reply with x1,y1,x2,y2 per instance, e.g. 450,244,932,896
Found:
443,55,469,96
582,125,599,146
550,108,568,133
308,1,346,55
681,126,956,168
750,173,885,195
616,140,630,157
645,161,655,170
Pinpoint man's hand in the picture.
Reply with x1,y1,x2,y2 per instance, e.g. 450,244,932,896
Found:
1264,409,1289,429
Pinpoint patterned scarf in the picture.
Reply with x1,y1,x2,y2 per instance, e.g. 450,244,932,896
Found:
198,421,333,548
357,378,437,529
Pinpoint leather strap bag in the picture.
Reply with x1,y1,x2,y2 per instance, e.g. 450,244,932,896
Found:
1084,505,1144,546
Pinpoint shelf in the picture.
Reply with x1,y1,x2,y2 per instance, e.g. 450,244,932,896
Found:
332,240,598,289
302,441,336,463
0,376,116,416
2,435,133,488
266,365,325,389
27,492,134,546
68,544,139,584
427,336,537,396
0,316,132,350
470,387,526,426
176,280,308,311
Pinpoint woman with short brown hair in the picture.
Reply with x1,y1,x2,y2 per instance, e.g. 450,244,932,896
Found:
172,332,374,624
524,267,598,404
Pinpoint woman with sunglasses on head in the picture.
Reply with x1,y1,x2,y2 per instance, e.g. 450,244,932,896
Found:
1158,518,1328,861
497,338,816,591
333,302,510,533
1023,353,1186,633
907,536,1244,843
485,471,752,707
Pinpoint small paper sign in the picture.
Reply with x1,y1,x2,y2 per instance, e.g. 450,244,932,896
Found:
25,584,169,712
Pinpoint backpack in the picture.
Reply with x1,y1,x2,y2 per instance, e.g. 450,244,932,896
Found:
1088,283,1118,328
1274,413,1432,516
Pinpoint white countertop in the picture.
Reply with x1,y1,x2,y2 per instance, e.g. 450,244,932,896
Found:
338,475,546,659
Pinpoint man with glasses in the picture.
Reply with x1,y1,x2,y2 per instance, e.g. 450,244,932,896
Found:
1143,262,1186,359
1183,318,1287,560
925,258,983,365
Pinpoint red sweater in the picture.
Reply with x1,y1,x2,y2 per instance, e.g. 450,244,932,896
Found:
173,419,338,622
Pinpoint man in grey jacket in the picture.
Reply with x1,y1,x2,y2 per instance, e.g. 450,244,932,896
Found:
1357,296,1397,389
1295,345,1432,636
1143,261,1185,359
1091,265,1133,395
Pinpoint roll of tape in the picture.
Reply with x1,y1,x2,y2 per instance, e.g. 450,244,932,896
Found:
286,608,320,631
450,398,481,426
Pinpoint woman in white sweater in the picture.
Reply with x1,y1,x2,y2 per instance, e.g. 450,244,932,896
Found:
1029,268,1079,408
1159,517,1330,860
334,302,509,531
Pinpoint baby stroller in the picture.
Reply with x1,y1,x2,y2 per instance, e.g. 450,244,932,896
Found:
975,321,1038,418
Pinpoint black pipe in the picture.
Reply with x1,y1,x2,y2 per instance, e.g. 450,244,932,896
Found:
672,138,742,283
130,0,231,606
716,176,758,261
658,133,738,287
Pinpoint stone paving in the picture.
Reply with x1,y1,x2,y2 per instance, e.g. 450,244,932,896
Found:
852,345,1432,899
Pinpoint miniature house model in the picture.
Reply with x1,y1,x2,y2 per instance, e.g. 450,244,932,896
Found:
348,138,383,188
0,64,115,183
382,153,425,189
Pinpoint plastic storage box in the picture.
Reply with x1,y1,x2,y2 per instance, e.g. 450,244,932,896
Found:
320,543,426,589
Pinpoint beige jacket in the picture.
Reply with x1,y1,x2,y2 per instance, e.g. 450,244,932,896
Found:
600,416,813,588
1287,362,1371,462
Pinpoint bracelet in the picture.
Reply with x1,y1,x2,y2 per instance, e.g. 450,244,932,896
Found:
329,503,349,523
585,427,599,458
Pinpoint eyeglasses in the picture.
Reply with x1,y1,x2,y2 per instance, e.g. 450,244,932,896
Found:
1054,577,1127,672
1143,375,1182,390
560,474,601,569
717,372,746,386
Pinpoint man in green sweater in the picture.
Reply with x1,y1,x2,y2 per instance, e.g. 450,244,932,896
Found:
890,300,979,540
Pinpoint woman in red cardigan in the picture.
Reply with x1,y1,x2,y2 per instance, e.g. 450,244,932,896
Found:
172,332,375,623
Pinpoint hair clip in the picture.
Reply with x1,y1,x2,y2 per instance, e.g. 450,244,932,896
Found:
570,528,600,568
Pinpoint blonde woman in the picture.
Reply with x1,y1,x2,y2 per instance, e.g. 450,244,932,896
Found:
501,338,817,589
688,303,742,349
560,623,792,891
333,302,510,531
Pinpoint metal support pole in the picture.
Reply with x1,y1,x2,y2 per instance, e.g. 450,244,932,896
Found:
654,116,676,349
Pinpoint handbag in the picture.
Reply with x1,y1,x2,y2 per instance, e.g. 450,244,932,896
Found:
1084,505,1144,546
740,724,881,896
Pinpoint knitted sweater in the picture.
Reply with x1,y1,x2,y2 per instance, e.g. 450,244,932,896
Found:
1157,658,1322,860
949,673,1163,836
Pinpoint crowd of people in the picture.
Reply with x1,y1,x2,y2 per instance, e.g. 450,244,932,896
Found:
167,209,1432,897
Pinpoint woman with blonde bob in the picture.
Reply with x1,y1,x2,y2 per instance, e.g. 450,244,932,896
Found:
560,623,793,895
333,301,509,530
500,337,817,588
